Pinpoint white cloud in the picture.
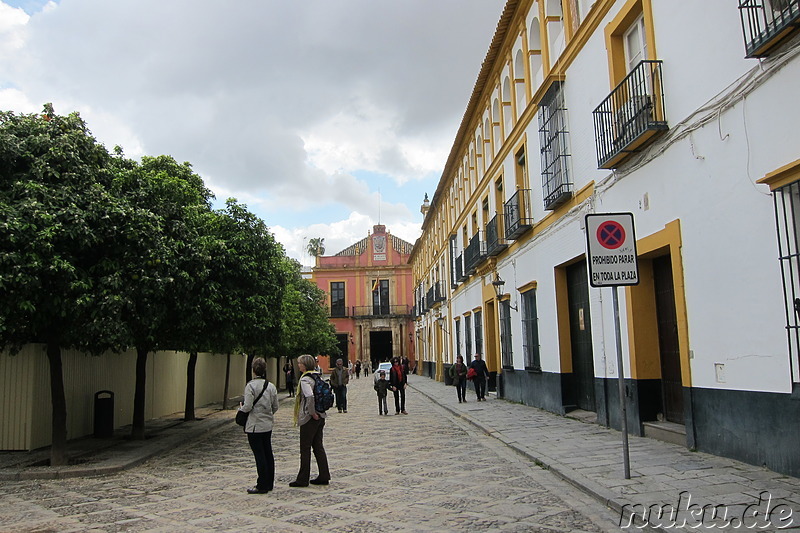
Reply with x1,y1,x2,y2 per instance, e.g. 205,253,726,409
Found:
1,0,503,250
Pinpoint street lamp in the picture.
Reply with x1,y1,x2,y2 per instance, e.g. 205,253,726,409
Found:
491,272,505,299
492,272,517,311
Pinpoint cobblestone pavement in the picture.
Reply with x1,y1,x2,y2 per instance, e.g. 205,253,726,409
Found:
0,376,632,533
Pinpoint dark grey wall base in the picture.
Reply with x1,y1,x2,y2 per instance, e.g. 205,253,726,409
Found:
691,386,800,477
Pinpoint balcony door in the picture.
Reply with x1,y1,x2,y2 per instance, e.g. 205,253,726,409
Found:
372,279,389,315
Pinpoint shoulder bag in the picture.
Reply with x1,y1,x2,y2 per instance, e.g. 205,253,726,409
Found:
236,380,267,427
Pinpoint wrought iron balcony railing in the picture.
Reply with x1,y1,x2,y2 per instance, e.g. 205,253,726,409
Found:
329,306,349,318
351,304,412,318
464,231,487,275
504,189,533,241
455,252,468,282
593,60,668,169
485,214,508,257
739,0,800,58
433,281,446,303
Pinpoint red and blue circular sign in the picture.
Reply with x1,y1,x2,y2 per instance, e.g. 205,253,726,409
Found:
596,221,626,249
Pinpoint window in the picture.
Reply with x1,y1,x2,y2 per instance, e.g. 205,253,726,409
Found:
500,300,514,368
455,319,462,360
772,179,800,384
624,15,647,72
330,282,345,317
372,279,389,315
465,315,473,359
474,310,484,356
449,235,458,288
538,81,572,210
522,289,541,371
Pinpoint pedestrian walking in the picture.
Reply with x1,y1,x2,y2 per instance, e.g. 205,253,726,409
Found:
354,360,361,379
290,354,331,488
389,357,408,415
363,360,371,377
469,353,490,401
449,355,468,403
329,358,350,413
374,370,390,415
238,357,280,494
283,360,296,397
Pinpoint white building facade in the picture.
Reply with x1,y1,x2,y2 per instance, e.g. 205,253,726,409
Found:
410,0,800,476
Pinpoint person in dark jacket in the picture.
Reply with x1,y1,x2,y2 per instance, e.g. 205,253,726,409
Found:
469,353,490,401
283,360,296,397
389,357,408,414
374,370,390,415
449,355,468,403
329,358,349,413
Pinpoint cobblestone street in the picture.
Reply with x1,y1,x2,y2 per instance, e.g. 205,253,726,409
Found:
0,376,629,532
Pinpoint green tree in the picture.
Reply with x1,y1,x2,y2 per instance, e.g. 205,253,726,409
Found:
279,257,339,359
307,237,325,258
105,155,214,438
215,200,286,382
0,105,124,465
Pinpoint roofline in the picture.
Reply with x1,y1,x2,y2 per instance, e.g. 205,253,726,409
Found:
410,0,518,262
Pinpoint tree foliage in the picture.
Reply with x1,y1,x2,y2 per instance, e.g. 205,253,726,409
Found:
0,104,335,455
307,237,325,257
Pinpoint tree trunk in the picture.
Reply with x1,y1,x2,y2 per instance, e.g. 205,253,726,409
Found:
184,351,197,421
46,342,68,466
131,347,148,440
246,352,254,382
222,353,231,410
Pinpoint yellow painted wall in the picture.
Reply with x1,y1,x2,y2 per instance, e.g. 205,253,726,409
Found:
0,345,248,451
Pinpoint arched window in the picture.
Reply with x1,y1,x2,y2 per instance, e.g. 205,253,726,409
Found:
503,76,513,134
515,49,527,112
492,98,501,152
484,116,493,164
529,18,543,89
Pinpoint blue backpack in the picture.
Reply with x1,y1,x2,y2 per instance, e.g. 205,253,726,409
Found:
309,373,335,412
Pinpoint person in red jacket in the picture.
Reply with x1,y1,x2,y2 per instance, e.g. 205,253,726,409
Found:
389,357,408,415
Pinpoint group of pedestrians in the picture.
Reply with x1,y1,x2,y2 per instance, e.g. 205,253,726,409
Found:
373,356,408,415
448,353,490,402
238,354,330,495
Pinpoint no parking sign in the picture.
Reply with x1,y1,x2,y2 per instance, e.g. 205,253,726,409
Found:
585,213,639,287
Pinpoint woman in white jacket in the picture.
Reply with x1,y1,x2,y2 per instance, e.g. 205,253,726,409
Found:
239,357,279,494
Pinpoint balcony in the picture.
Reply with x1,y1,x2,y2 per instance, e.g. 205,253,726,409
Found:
593,60,668,169
433,281,446,304
455,252,468,282
464,231,487,275
329,306,349,318
351,305,412,318
740,0,800,57
485,214,508,257
504,189,533,241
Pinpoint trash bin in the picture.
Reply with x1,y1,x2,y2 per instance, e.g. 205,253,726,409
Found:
443,364,454,386
94,390,114,438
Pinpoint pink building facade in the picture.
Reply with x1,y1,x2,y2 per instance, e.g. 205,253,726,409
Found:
311,225,415,373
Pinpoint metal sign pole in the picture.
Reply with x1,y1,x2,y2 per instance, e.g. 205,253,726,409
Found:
612,285,631,479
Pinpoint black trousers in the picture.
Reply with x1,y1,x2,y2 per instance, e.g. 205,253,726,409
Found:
247,431,274,491
474,377,486,399
393,387,406,413
455,380,466,401
296,418,330,483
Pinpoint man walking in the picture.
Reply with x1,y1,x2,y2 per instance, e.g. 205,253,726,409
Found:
389,357,408,415
470,353,490,401
330,358,350,413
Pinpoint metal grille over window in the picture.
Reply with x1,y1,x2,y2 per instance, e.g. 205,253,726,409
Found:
500,300,513,368
474,310,483,357
538,81,573,210
522,290,541,371
774,182,800,383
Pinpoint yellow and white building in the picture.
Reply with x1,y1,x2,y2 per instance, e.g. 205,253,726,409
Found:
410,0,800,476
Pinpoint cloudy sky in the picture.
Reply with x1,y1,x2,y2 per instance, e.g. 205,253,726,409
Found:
0,0,505,264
